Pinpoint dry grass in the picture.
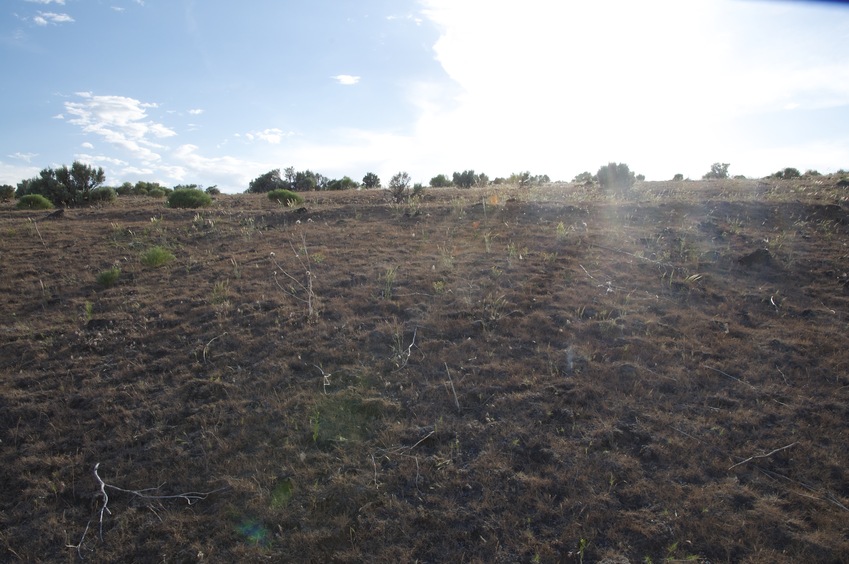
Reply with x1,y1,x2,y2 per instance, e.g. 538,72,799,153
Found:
1,179,848,562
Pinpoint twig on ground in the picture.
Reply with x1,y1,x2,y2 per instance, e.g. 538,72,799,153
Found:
392,326,418,372
444,363,460,413
312,363,333,394
705,365,756,390
203,332,228,364
729,442,798,470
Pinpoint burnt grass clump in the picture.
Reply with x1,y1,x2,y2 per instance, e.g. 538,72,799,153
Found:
1,179,848,562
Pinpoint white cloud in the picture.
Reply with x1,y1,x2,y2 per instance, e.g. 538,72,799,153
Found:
410,0,849,180
0,160,39,185
33,12,74,25
74,153,128,167
188,108,204,115
7,152,38,163
64,92,176,163
332,74,361,86
26,0,65,4
244,128,292,144
81,142,94,149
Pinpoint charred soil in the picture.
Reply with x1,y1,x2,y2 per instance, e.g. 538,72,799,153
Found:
1,179,848,562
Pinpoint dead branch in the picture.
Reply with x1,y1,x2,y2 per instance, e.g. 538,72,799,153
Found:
92,463,226,543
444,363,460,413
728,442,798,470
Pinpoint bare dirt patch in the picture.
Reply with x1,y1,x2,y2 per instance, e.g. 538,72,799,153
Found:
1,179,848,562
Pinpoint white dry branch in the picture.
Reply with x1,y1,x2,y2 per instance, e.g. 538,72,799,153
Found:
728,442,798,470
270,233,318,321
82,463,225,549
392,326,418,372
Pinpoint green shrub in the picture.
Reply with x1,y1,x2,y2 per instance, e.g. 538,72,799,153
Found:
596,163,636,192
0,184,14,201
97,267,121,288
141,246,175,267
267,189,304,206
205,186,221,195
167,188,211,209
148,187,167,198
702,163,730,179
17,194,54,210
89,186,117,204
672,173,684,181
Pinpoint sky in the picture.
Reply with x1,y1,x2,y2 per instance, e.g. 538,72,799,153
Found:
2,0,849,193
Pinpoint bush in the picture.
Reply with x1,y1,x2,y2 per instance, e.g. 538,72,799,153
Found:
636,174,646,181
804,169,821,177
16,162,105,207
672,173,684,181
89,186,117,204
148,188,167,198
205,186,221,195
0,184,14,201
267,189,304,206
141,246,175,267
16,194,53,210
573,172,594,184
97,267,121,288
167,188,212,209
596,163,636,192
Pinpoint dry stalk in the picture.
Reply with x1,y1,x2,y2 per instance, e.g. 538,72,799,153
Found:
444,363,460,413
270,233,318,321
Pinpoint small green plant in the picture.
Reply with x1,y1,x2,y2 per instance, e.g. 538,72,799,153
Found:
267,189,304,206
96,266,121,288
578,537,587,563
141,246,175,267
167,188,212,209
211,280,229,304
17,194,53,210
556,221,568,240
83,301,93,322
381,266,398,299
432,280,446,294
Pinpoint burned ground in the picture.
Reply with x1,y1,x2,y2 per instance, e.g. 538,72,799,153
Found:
1,179,848,562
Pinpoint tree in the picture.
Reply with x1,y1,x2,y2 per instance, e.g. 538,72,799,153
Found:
247,169,287,193
293,170,318,191
16,161,105,206
475,173,489,186
362,172,381,189
389,171,412,203
772,167,800,179
702,163,730,180
509,171,532,187
672,173,684,181
596,162,636,192
430,174,452,188
0,184,14,201
452,170,476,188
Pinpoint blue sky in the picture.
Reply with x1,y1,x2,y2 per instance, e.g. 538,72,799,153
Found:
2,0,849,192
